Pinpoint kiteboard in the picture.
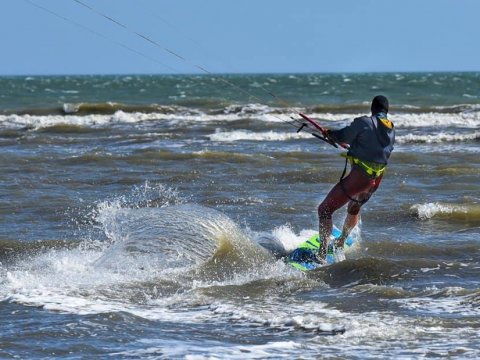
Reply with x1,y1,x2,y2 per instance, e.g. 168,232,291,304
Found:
286,226,355,271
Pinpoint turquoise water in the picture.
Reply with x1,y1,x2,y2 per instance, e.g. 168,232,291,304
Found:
1,73,480,358
1,72,479,114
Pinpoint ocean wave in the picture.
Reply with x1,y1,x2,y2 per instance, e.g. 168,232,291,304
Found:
0,112,153,130
311,257,412,286
397,131,480,144
208,129,311,142
393,111,480,129
123,149,267,164
5,100,479,116
364,238,479,261
62,102,181,115
394,287,480,316
1,104,480,132
410,202,480,221
311,103,480,114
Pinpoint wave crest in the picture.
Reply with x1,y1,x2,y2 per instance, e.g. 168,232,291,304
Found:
410,202,480,221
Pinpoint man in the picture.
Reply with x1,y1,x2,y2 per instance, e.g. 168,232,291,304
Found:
317,95,395,261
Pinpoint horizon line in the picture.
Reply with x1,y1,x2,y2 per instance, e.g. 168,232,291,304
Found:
1,70,479,77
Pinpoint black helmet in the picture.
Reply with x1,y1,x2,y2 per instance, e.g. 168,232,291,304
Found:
371,95,389,114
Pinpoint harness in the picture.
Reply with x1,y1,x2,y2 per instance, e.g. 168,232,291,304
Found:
339,154,385,205
340,153,386,178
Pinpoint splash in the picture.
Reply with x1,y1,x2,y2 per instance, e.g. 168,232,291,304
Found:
251,223,362,260
2,203,279,316
94,204,258,271
88,182,267,270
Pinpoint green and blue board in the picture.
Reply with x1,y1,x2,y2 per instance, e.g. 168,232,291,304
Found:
286,226,355,271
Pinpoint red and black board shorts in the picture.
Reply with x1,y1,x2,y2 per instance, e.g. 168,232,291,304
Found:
318,165,383,218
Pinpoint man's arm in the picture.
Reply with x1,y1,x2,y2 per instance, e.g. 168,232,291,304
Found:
327,117,363,145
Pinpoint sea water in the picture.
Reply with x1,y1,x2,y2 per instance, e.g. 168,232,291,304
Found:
1,73,480,358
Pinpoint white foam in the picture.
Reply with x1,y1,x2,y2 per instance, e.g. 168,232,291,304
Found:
109,300,441,359
313,111,480,130
397,131,480,144
63,103,80,113
112,338,301,359
207,129,311,142
410,202,467,220
271,225,316,252
0,111,164,130
1,106,479,131
208,300,344,331
268,224,361,253
2,246,209,321
393,111,480,129
0,237,291,321
394,287,480,316
223,103,271,115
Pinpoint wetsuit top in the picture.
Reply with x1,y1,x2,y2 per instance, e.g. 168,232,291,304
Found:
328,112,395,165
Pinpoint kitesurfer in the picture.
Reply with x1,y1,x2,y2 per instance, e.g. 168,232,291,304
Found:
317,95,395,261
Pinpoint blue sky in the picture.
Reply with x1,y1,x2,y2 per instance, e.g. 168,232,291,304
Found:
3,0,480,75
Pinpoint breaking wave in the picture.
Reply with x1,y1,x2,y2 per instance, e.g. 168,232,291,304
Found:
410,202,480,221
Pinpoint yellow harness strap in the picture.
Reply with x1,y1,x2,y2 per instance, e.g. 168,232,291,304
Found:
341,153,386,178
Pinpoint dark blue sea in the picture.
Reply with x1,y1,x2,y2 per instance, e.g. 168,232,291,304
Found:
1,73,480,358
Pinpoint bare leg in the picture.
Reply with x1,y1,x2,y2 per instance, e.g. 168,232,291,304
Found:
337,190,370,247
317,167,377,260
318,216,333,258
336,212,359,247
317,183,350,259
